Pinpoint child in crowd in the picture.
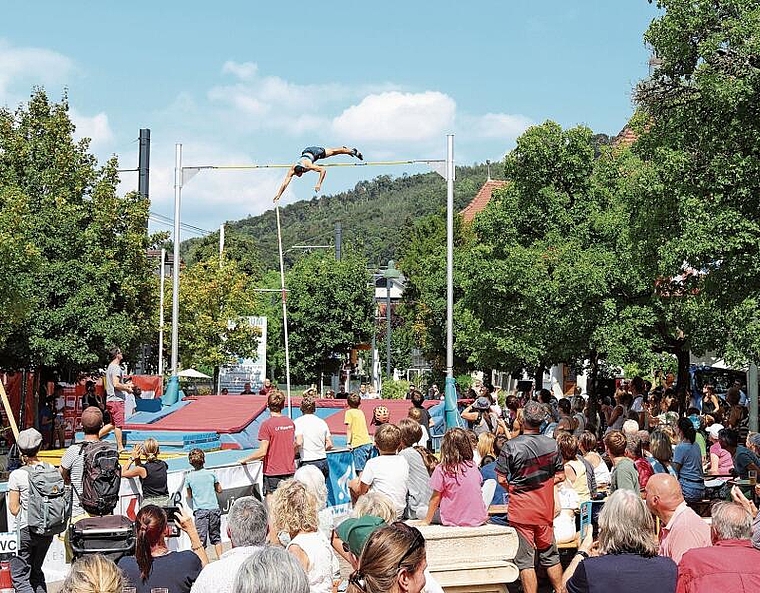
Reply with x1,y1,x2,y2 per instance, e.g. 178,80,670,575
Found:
407,407,429,449
422,427,488,527
371,405,390,426
185,448,222,559
397,418,433,520
348,424,409,518
344,393,373,477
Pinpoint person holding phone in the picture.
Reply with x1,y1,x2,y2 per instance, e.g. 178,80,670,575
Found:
118,504,207,593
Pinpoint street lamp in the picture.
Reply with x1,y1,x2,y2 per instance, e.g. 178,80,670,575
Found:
383,260,401,381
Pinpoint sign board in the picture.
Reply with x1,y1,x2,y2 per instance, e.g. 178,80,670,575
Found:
218,316,267,393
0,532,17,556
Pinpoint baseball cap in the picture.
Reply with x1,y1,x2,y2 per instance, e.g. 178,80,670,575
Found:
17,428,43,453
706,423,724,439
473,397,492,411
335,515,387,556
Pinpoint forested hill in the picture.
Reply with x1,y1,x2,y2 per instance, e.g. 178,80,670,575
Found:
182,163,504,272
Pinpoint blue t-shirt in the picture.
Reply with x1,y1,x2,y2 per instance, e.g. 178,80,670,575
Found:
673,441,704,499
734,445,760,479
185,468,219,510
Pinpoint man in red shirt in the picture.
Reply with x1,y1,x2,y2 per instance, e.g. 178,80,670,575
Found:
239,390,295,501
677,501,760,593
495,400,565,593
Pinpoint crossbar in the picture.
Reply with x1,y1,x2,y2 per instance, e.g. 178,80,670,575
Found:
183,159,446,172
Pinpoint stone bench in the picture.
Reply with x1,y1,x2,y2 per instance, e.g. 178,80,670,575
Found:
412,522,519,593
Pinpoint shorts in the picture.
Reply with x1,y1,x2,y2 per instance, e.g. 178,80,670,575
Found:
351,444,374,473
301,146,326,161
511,522,560,571
263,474,294,496
300,458,329,479
193,508,222,545
106,401,125,428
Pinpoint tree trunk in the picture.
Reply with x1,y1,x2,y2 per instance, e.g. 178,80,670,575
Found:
676,347,691,414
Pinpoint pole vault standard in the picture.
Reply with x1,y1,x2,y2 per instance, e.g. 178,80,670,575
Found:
170,145,449,418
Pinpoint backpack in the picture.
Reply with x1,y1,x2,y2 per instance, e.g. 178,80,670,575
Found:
576,454,597,498
77,441,121,516
23,462,71,536
472,411,497,437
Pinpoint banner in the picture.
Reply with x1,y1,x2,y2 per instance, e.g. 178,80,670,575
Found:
218,316,267,393
326,450,356,518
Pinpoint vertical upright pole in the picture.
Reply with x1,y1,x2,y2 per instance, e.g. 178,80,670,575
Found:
138,129,150,199
335,222,342,261
275,205,292,417
444,135,458,429
219,224,225,269
158,248,166,378
749,363,758,433
386,283,392,381
171,144,182,376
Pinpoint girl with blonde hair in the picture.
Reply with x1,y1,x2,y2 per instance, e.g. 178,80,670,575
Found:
61,555,123,593
122,437,170,508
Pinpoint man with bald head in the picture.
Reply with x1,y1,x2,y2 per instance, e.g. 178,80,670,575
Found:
676,501,760,592
646,473,711,562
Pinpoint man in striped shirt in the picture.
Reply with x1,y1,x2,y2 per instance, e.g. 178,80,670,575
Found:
496,400,565,593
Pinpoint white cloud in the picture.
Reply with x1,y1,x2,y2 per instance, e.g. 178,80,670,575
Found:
222,60,258,81
71,111,114,150
332,91,456,142
468,112,534,140
0,40,73,104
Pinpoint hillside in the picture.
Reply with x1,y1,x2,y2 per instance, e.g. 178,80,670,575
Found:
182,163,504,272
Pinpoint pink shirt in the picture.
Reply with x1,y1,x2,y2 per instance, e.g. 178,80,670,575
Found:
429,461,487,527
659,502,711,563
709,441,734,474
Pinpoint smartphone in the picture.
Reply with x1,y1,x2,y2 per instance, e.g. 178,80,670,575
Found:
162,506,180,537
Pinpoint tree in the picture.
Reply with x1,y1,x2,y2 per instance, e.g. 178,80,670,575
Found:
0,90,159,375
630,0,760,392
285,249,374,384
168,256,262,377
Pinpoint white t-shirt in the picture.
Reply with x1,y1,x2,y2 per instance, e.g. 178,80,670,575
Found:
294,414,331,462
7,466,32,529
631,395,644,413
360,454,409,518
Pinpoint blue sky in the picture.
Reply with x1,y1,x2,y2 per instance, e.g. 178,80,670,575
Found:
1,1,659,238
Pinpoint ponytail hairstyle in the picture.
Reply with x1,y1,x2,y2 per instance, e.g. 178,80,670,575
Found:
346,522,426,593
134,505,167,581
142,438,160,461
677,416,696,444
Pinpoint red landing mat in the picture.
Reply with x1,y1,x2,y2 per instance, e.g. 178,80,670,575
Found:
125,395,269,433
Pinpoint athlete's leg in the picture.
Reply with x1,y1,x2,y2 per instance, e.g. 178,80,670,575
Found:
323,146,363,160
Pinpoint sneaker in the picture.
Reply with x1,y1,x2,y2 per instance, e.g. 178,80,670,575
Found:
352,147,363,161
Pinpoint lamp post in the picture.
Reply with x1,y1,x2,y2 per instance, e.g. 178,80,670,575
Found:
384,261,401,381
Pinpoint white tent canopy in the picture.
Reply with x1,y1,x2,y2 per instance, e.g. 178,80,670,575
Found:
177,368,212,379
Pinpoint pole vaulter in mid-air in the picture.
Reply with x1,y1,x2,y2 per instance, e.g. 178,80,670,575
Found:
273,145,363,201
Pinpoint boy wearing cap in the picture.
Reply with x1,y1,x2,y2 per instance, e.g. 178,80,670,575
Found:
8,428,56,593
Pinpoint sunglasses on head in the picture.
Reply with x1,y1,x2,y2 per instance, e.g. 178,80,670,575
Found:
392,522,425,570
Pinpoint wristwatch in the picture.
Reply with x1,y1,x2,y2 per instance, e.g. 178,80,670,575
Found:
576,550,589,559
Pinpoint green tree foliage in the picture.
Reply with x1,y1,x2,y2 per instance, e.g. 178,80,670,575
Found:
0,90,158,374
182,164,503,272
183,226,263,277
632,0,760,369
168,255,261,375
285,249,374,384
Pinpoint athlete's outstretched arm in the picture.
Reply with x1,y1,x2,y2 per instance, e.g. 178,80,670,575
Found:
274,167,296,202
314,165,327,192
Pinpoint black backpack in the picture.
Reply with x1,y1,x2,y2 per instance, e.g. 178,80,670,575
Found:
77,441,121,516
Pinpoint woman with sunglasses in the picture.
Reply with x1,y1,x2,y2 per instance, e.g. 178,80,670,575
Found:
347,522,428,593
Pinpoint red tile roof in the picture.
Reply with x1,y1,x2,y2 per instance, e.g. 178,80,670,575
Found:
460,180,508,223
